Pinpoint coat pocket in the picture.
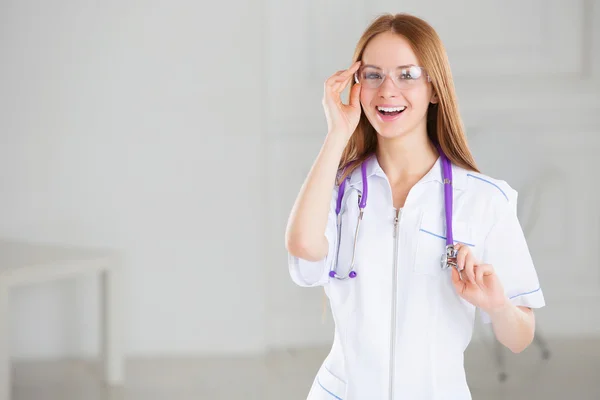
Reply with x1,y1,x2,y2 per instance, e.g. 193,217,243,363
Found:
414,212,475,276
307,364,347,400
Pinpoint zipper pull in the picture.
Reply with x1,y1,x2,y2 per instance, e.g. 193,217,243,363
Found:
393,210,399,238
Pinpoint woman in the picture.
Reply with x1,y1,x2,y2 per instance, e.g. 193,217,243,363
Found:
285,13,545,400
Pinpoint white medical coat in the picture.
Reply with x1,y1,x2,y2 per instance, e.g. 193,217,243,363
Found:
288,154,545,400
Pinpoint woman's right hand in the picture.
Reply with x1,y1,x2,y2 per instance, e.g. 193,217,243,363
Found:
322,61,363,141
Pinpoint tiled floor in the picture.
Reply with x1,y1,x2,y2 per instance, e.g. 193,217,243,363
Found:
10,337,600,399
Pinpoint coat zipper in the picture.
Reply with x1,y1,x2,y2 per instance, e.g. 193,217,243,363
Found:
388,207,402,399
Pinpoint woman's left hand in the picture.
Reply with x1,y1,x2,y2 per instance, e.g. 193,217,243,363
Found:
450,243,508,313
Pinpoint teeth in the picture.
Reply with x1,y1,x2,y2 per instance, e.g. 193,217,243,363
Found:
377,106,406,112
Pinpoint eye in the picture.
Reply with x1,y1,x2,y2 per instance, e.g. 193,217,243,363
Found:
399,66,423,80
365,72,382,80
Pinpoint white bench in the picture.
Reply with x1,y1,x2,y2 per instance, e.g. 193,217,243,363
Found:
0,239,125,399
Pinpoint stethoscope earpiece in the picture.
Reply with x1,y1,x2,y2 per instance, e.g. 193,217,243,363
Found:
329,270,357,279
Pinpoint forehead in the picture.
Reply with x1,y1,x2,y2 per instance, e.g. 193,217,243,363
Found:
361,32,419,68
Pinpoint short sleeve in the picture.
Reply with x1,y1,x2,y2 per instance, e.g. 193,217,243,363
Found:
287,186,338,287
479,188,545,323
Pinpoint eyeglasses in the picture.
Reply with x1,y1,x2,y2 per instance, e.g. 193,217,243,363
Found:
354,65,431,90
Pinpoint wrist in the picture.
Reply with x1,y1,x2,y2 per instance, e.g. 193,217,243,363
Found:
326,129,351,142
483,297,513,319
324,131,350,153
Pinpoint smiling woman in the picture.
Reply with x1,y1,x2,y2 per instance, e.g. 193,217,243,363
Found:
285,12,545,400
337,20,479,186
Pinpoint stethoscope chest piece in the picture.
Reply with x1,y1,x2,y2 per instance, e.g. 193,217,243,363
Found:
441,244,458,270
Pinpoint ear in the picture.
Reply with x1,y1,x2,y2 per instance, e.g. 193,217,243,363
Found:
430,90,439,104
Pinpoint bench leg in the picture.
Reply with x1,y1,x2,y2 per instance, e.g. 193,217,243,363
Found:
101,265,124,385
0,285,10,400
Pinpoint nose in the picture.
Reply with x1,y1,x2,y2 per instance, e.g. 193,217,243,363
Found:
377,74,399,98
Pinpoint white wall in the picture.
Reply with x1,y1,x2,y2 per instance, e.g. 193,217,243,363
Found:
0,1,267,358
266,0,600,349
1,0,599,359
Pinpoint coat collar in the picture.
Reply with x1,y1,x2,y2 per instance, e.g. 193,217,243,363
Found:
346,153,468,191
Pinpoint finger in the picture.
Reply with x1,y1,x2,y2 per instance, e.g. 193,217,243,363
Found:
325,79,351,104
451,267,466,294
464,253,476,284
330,71,347,81
325,71,347,89
323,62,362,107
331,74,354,94
450,266,462,287
455,244,469,272
330,66,360,91
474,264,487,290
483,264,494,276
343,60,362,76
326,62,362,86
475,264,494,290
349,82,361,108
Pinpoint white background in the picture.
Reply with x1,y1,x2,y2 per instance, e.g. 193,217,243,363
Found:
0,0,598,359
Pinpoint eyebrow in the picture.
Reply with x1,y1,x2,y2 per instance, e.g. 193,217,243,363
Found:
362,64,417,69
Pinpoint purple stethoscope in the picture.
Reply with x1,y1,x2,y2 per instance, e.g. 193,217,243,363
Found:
328,148,458,280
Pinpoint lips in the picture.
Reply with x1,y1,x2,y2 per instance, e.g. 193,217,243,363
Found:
375,105,407,122
376,105,407,116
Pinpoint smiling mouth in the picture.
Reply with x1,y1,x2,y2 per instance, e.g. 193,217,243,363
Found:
376,105,407,116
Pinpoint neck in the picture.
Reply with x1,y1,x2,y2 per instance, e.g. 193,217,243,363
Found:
375,132,439,187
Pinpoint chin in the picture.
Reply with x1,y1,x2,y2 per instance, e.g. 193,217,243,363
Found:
365,112,407,138
373,124,410,139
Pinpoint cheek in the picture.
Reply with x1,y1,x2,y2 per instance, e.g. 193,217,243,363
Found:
359,89,374,109
406,90,431,112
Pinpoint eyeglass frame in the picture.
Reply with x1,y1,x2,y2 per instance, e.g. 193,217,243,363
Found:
353,64,432,90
